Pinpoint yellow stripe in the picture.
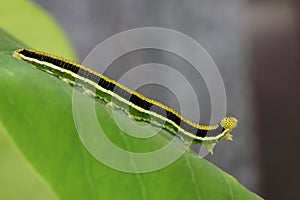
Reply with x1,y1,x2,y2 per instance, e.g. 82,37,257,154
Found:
15,48,219,131
13,47,239,153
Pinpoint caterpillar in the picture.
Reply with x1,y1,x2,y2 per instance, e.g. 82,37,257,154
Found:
13,48,237,153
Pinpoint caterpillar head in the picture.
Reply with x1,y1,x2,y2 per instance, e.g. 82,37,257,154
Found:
220,117,238,130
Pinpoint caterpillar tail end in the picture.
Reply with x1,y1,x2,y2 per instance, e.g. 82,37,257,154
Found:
13,50,21,59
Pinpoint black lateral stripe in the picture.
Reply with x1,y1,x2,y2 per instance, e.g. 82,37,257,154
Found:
19,49,81,74
129,94,152,110
17,49,221,138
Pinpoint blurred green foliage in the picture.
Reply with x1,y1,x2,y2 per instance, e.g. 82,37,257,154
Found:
0,0,75,199
0,1,262,199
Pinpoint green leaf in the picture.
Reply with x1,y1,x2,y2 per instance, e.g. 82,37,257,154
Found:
0,0,76,199
0,30,263,199
0,0,76,60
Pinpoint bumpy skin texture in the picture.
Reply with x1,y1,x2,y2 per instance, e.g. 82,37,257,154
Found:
221,117,238,130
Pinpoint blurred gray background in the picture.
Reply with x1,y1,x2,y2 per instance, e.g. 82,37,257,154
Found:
32,0,300,199
32,0,259,194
